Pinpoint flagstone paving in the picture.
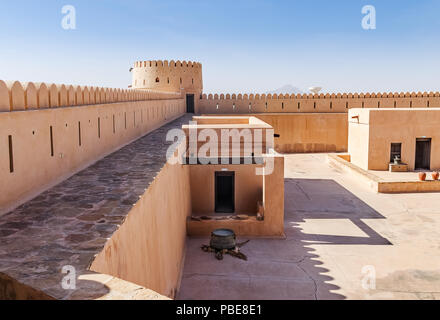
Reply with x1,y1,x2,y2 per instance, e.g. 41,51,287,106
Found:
0,115,192,300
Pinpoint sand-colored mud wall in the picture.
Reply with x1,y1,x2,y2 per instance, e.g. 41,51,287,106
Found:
349,108,440,171
255,113,348,153
132,60,203,94
198,91,440,114
0,80,185,215
198,92,440,153
190,164,263,215
91,161,192,299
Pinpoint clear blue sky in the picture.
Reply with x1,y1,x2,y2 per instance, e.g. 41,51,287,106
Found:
0,0,439,93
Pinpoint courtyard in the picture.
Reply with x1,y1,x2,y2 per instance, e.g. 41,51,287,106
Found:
178,153,440,300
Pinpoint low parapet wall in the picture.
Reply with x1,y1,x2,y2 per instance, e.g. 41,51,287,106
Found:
0,80,181,112
0,92,185,215
198,91,440,114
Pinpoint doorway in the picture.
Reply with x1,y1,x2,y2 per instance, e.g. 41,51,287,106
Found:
186,94,195,113
415,138,431,170
215,172,235,214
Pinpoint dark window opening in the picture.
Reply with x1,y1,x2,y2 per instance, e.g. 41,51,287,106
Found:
78,122,82,146
124,112,127,129
155,77,160,83
330,102,333,109
362,102,365,108
427,101,430,108
282,102,284,109
98,117,101,138
410,101,413,108
113,115,116,133
390,143,401,163
8,135,13,173
378,102,380,108
298,102,300,110
215,171,235,214
50,126,54,157
346,102,349,109
313,102,316,109
394,101,397,108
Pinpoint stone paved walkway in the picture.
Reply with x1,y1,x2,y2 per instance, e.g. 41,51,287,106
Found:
0,115,192,300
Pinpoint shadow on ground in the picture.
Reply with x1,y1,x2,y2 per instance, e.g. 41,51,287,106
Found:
179,178,393,300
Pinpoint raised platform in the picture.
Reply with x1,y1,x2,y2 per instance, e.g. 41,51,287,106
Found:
328,154,440,193
0,115,192,300
187,216,285,238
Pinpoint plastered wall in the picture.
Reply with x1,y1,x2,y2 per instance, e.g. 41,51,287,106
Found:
131,60,203,95
90,161,192,299
198,91,440,114
190,164,263,215
0,80,186,215
349,108,440,171
255,113,348,153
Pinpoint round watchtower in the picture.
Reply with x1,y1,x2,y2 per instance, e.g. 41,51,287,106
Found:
131,60,203,96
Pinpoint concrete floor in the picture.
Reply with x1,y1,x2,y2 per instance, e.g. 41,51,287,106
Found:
177,154,440,300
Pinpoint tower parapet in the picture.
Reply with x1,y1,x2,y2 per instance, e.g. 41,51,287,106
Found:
131,60,203,95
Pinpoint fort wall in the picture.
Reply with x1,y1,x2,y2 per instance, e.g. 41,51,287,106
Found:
198,91,440,114
91,160,192,299
255,113,348,153
0,80,186,215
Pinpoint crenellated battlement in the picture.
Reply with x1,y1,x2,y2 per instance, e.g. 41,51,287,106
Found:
131,59,203,94
134,60,202,69
0,80,182,112
198,91,440,114
201,91,440,100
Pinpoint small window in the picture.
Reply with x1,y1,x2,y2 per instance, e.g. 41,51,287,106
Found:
167,77,170,84
390,143,402,163
155,77,160,83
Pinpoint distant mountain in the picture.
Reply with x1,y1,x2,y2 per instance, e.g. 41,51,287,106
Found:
266,85,304,95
